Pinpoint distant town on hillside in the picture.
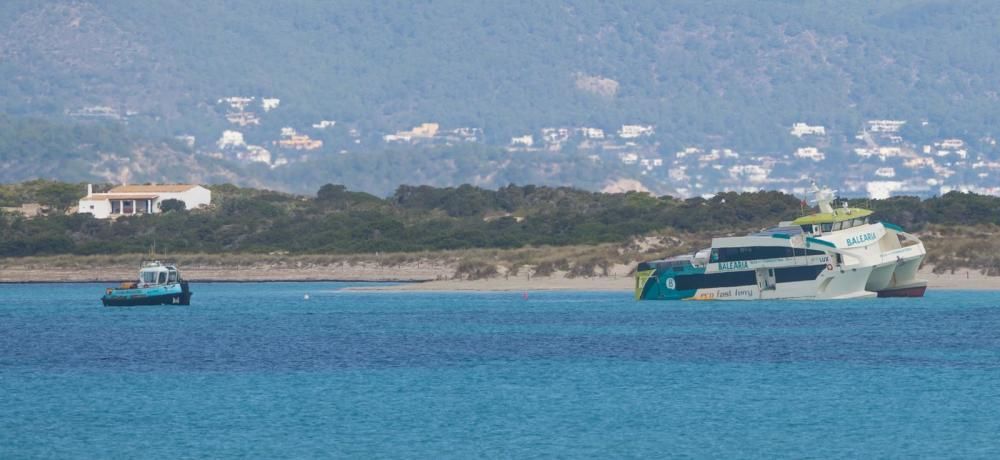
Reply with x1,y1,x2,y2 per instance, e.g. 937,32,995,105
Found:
194,96,998,199
2,1,1000,198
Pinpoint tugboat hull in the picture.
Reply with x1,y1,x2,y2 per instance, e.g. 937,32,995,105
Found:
102,282,192,307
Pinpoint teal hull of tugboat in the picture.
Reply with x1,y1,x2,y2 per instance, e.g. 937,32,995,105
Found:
102,282,192,307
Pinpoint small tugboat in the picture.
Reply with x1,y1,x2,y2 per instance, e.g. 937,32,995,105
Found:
102,261,192,306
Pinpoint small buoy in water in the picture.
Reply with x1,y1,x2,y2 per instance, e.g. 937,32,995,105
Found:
522,292,529,300
304,294,310,300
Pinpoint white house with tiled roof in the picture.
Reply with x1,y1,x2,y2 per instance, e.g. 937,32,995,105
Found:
77,184,211,219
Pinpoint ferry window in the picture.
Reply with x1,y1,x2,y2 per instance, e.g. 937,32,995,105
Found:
111,201,121,214
158,272,167,284
676,271,757,290
168,271,178,283
821,223,833,232
142,271,156,283
800,224,813,233
774,265,827,283
714,246,802,262
832,221,842,231
853,218,864,227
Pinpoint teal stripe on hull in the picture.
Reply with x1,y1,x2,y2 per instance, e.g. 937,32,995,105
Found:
806,237,836,248
636,265,704,300
880,221,904,232
101,283,191,306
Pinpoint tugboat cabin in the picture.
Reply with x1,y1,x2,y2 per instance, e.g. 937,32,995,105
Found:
139,263,180,287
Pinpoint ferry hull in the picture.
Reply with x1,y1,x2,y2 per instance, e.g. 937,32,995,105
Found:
865,262,896,292
635,264,874,301
876,283,927,298
635,192,930,301
874,251,926,298
101,282,192,307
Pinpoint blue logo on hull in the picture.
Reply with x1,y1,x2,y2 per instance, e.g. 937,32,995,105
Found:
718,261,749,271
846,232,877,247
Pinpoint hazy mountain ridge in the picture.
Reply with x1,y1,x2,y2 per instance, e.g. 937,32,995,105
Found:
0,115,264,188
2,1,999,196
4,1,999,141
0,2,190,121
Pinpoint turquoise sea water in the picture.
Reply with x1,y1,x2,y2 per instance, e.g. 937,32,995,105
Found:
2,282,1000,458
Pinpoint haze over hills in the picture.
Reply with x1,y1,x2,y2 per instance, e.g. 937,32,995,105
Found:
1,0,999,197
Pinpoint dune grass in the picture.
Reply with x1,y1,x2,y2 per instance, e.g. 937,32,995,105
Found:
6,225,992,279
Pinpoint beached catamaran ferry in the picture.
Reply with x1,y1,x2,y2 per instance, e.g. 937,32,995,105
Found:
635,184,927,301
102,261,192,306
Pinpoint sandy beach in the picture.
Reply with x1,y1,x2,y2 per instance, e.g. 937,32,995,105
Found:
349,265,1000,292
3,257,999,292
351,273,636,292
0,259,448,283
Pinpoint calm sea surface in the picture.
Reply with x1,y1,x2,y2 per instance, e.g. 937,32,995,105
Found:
2,282,1000,458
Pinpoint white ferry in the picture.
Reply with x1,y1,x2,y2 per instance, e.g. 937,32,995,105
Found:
635,184,926,301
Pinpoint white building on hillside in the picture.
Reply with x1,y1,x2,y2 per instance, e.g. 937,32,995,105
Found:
218,96,254,111
935,138,966,152
510,135,534,147
77,184,212,219
261,98,281,112
619,124,654,138
579,127,605,139
867,120,906,133
875,167,896,178
217,130,245,149
790,123,826,137
728,165,770,183
794,147,825,161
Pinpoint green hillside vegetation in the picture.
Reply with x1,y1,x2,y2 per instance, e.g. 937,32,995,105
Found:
2,1,999,149
0,116,272,189
0,179,84,209
3,182,1000,274
264,143,634,195
0,115,131,181
0,183,799,257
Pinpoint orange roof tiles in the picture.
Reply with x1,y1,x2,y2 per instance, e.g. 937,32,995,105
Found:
84,193,159,200
109,184,200,193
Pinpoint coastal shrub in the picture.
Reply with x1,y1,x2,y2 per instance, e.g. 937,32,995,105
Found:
160,199,186,213
567,257,611,278
532,259,568,277
7,181,1000,278
453,260,498,280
